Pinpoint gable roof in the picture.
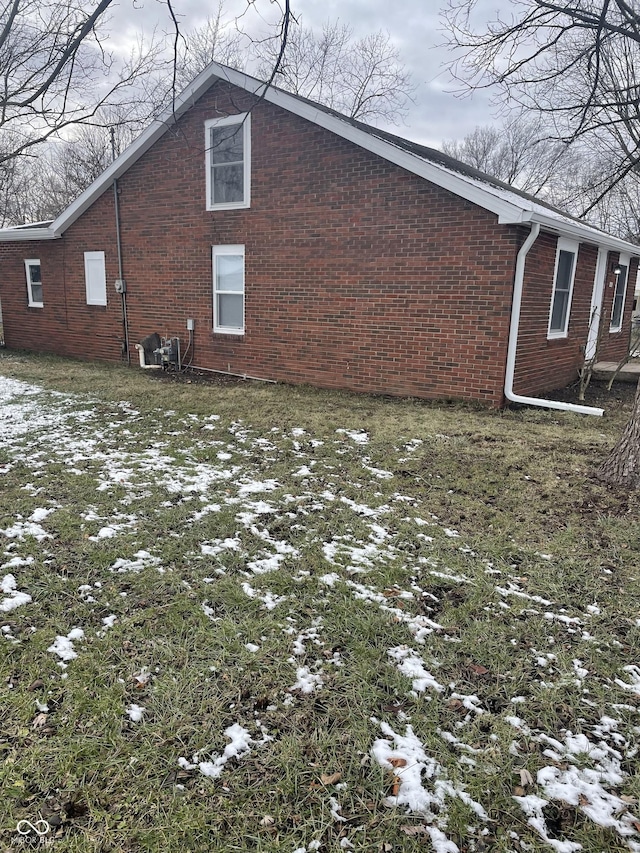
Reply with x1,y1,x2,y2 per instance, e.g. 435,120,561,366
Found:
1,62,638,255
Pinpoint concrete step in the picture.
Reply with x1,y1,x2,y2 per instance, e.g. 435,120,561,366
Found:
592,360,640,382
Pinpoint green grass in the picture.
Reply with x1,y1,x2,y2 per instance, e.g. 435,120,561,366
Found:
0,351,639,853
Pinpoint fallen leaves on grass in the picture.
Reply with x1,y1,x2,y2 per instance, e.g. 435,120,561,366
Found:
320,771,342,785
388,757,407,797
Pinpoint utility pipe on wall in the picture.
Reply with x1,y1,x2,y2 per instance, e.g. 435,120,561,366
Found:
504,221,605,417
189,364,276,383
110,128,130,366
113,177,130,366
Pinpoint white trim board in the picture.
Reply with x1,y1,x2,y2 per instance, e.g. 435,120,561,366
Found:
0,61,638,256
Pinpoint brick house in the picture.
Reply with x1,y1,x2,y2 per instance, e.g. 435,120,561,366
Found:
0,62,638,413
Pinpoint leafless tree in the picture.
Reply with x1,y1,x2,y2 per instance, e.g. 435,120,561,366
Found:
440,117,640,238
175,3,247,89
442,1,640,209
43,108,146,214
442,3,640,485
0,0,294,165
0,95,168,225
441,118,575,196
0,0,169,167
597,382,640,488
255,20,414,124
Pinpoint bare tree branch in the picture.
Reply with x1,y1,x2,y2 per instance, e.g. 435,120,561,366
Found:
255,19,414,124
0,0,295,226
442,1,640,196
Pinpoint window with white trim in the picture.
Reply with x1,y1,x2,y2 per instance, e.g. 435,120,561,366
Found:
24,259,43,307
610,253,630,332
548,238,579,338
205,114,251,210
213,245,244,334
84,251,107,306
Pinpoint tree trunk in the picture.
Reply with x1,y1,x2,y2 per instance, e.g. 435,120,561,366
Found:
597,378,640,488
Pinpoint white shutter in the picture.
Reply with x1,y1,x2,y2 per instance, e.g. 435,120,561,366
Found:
84,251,107,306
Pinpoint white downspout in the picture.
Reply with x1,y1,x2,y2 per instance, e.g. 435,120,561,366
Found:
504,222,604,417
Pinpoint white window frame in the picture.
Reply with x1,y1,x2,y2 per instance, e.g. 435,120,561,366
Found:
610,253,630,333
212,245,245,335
205,113,251,211
547,238,579,339
84,251,107,306
24,259,43,308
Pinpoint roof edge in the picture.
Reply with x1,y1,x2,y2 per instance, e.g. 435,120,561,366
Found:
5,60,637,257
0,227,58,242
512,210,640,256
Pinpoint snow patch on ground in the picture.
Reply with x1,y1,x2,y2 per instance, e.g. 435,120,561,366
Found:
0,574,32,613
388,646,444,694
372,720,488,842
179,723,255,779
110,550,162,573
290,667,324,694
47,628,84,666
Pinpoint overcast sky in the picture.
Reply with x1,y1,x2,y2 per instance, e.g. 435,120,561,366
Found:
279,0,499,147
121,0,505,149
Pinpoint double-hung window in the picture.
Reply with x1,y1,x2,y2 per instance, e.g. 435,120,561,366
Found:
205,114,250,210
548,238,579,338
213,245,244,334
84,251,107,306
25,259,43,308
610,253,630,332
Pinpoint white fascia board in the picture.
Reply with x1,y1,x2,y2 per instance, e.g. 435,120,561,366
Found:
255,87,527,223
49,62,527,236
50,70,222,236
0,227,58,242
512,209,640,256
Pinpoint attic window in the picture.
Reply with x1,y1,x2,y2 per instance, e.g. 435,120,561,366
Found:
548,238,578,339
205,114,251,210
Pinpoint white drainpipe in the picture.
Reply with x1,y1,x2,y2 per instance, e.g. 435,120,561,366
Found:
504,222,604,417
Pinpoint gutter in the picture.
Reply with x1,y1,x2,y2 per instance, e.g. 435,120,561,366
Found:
506,209,640,258
504,222,604,417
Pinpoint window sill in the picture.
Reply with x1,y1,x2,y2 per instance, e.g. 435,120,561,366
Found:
27,303,44,309
546,332,568,342
206,201,250,212
213,330,245,339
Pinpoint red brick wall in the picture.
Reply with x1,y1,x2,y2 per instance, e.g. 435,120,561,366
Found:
514,232,596,396
597,254,638,363
3,83,635,406
513,235,638,396
0,199,124,360
0,81,523,406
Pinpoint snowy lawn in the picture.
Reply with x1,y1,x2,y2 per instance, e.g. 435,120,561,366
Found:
1,352,639,853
